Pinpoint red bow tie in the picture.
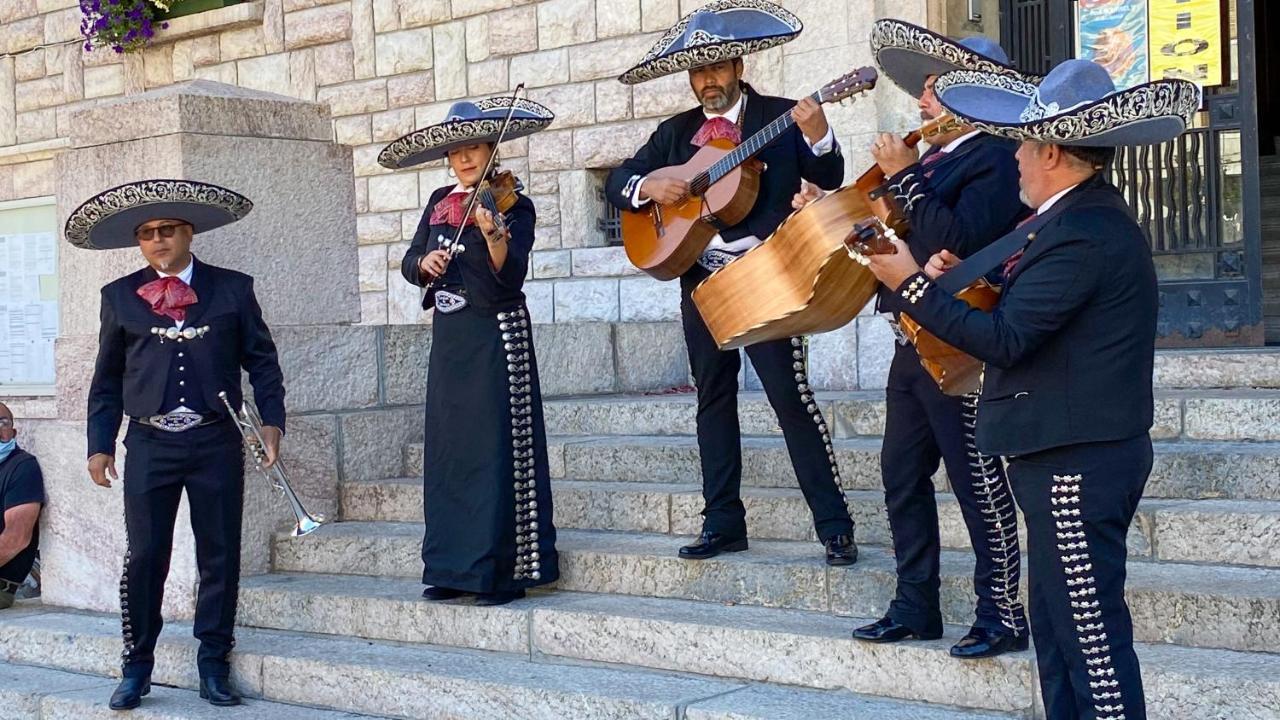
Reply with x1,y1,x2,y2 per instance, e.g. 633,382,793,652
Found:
137,276,198,323
691,116,742,148
428,193,475,228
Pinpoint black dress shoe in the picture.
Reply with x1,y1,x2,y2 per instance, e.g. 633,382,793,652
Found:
678,531,748,560
108,677,150,710
198,676,241,707
824,534,858,566
475,589,526,606
421,585,468,601
851,616,943,643
950,626,1030,659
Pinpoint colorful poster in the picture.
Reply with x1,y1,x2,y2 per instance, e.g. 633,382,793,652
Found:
1076,0,1150,90
1148,0,1225,88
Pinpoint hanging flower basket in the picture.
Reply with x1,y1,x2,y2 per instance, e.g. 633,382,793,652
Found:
79,0,173,54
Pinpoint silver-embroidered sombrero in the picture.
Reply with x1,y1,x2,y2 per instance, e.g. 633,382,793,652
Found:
64,179,253,251
618,0,802,85
870,18,1032,97
935,58,1201,147
378,97,554,170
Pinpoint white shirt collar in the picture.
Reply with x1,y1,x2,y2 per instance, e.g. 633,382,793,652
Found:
447,182,467,195
940,129,982,154
157,257,195,285
704,90,746,124
1038,182,1082,215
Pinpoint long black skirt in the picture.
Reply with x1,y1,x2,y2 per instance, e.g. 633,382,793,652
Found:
421,300,559,593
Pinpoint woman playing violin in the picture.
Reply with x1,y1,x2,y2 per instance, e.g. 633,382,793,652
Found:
381,96,559,606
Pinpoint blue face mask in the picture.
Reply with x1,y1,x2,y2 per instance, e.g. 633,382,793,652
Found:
0,438,15,464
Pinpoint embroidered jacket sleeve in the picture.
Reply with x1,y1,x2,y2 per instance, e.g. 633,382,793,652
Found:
489,194,536,289
238,277,287,432
885,144,1024,259
402,188,450,287
605,118,677,212
87,289,126,458
888,230,1101,369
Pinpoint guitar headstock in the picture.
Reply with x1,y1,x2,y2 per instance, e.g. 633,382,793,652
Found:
843,218,897,266
818,66,878,105
920,113,962,140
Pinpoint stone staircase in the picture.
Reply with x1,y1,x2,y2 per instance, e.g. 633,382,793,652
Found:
4,350,1280,718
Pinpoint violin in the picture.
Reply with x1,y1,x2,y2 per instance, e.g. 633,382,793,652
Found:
464,170,521,237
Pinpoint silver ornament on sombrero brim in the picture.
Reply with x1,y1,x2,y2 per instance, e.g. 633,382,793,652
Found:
64,179,253,251
377,97,554,170
934,65,1200,147
870,18,1037,97
618,0,802,85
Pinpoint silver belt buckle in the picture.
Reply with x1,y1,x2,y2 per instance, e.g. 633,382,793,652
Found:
885,317,910,346
434,289,468,314
697,249,740,273
145,411,205,432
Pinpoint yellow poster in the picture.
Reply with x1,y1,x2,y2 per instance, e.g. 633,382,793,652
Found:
1148,0,1225,88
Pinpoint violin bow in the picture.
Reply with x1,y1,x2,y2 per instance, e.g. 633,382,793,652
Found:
445,82,527,255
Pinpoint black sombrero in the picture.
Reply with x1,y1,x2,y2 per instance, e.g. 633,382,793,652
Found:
64,179,253,251
377,97,555,170
870,18,1033,97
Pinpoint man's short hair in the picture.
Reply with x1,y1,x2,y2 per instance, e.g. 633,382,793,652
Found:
1061,145,1116,171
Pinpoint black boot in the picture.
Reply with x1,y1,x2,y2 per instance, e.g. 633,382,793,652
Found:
475,589,526,606
421,585,467,601
678,531,748,560
199,676,241,706
824,534,858,566
108,677,150,711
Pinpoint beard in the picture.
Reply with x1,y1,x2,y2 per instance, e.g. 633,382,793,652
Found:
920,109,934,122
701,85,736,112
1019,187,1032,207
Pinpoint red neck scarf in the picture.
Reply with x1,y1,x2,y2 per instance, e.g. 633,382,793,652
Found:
137,276,199,322
691,116,742,148
428,192,475,228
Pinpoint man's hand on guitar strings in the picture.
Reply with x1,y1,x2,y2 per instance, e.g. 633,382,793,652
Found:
864,229,923,290
925,250,961,280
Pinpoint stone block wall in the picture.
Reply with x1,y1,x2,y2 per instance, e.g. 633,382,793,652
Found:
1,0,933,406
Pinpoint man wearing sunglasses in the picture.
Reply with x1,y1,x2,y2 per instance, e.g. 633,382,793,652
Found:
67,179,285,710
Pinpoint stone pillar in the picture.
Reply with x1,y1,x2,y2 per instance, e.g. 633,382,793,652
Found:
41,80,358,618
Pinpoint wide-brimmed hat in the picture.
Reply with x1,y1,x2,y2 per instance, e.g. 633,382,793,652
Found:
870,19,1031,97
618,0,801,85
935,58,1200,147
378,97,554,170
64,179,253,251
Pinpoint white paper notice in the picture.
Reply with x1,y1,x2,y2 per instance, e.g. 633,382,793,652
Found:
0,232,59,386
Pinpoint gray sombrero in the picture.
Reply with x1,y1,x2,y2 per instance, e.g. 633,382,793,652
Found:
935,58,1201,147
378,97,554,170
618,0,802,86
870,18,1033,97
64,179,253,251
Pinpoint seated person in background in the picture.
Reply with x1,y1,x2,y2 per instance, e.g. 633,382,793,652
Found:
0,402,45,609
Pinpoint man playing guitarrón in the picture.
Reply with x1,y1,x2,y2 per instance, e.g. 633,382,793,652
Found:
850,19,1033,659
607,0,856,565
863,59,1200,720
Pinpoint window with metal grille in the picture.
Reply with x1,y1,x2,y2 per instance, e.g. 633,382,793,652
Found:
597,186,623,246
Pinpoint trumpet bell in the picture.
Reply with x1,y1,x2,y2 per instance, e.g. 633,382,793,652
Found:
292,514,325,537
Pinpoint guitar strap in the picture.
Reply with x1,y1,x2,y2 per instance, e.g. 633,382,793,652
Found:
934,195,1073,295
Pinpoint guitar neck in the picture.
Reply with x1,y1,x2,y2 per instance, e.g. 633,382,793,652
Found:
704,91,821,186
854,115,953,187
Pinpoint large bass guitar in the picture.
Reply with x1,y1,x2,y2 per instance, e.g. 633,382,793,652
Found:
692,114,961,350
622,67,878,281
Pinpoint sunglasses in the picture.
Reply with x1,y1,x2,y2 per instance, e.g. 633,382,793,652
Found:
136,222,191,241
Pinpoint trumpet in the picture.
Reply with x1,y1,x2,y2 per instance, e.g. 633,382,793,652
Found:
218,391,324,537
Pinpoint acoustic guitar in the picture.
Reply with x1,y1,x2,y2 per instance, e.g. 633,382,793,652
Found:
621,67,879,281
692,114,962,350
845,224,1000,397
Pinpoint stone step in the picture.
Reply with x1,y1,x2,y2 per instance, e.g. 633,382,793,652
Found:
538,389,1280,442
407,436,1280,501
235,573,1280,718
0,609,1017,720
0,661,377,719
340,478,1280,569
271,525,1280,653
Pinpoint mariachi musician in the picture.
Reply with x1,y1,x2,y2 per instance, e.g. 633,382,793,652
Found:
849,20,1032,659
383,96,560,607
71,179,285,710
864,58,1199,719
606,0,856,565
